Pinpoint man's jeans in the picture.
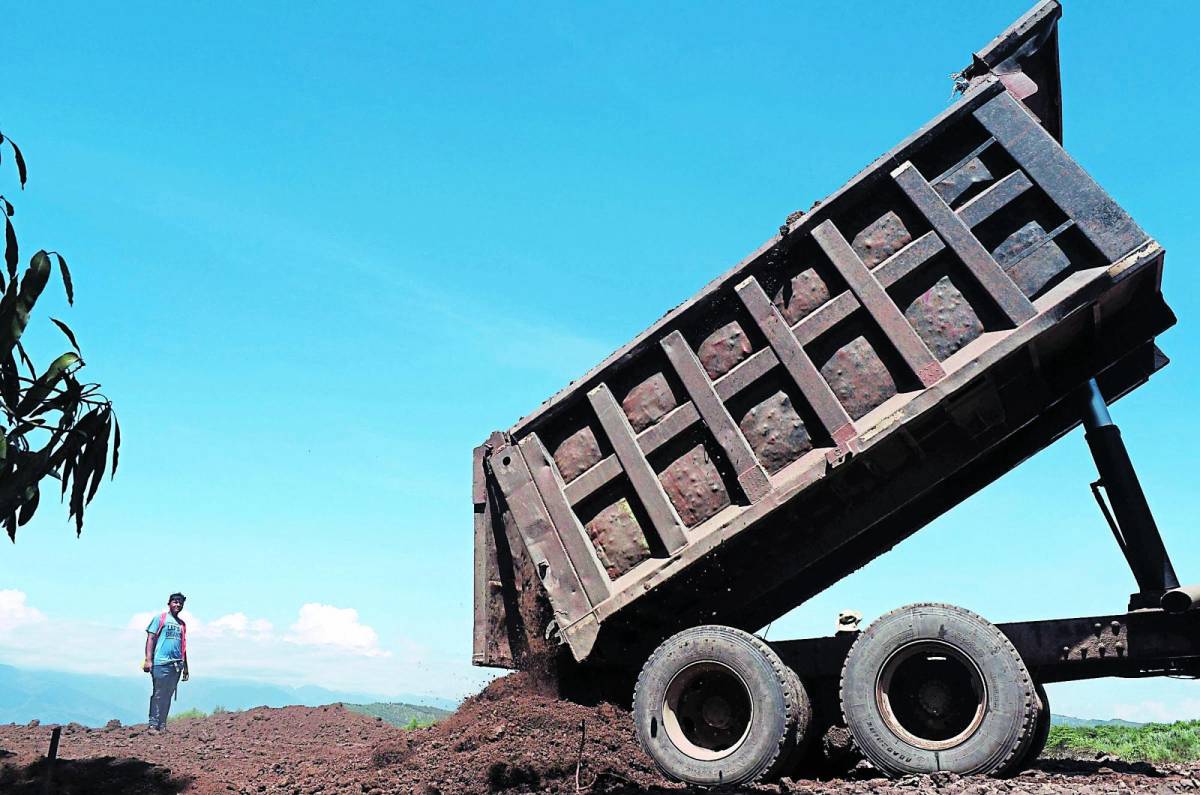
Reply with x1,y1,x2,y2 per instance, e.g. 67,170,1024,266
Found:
149,662,183,729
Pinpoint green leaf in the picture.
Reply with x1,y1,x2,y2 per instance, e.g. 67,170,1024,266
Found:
25,251,52,293
15,341,35,379
9,139,26,189
10,418,46,437
0,252,52,357
69,441,89,535
49,318,82,356
111,414,121,477
61,374,83,407
60,457,72,497
60,437,79,499
14,352,80,418
0,432,6,462
85,412,111,504
17,484,38,526
4,216,15,280
63,407,99,507
0,354,18,410
52,253,72,306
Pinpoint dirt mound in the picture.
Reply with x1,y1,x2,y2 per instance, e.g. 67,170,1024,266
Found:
0,685,1197,793
0,704,400,794
374,673,1200,795
376,671,663,793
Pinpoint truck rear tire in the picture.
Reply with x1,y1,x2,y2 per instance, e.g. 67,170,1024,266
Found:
1005,682,1051,773
633,625,811,787
776,666,815,777
839,603,1038,777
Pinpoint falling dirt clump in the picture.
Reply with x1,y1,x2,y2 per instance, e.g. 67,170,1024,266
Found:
378,671,664,793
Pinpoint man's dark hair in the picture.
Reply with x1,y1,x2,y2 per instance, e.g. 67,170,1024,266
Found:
168,592,187,603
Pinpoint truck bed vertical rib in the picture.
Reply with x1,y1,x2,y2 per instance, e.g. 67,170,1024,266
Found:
812,219,946,386
892,161,1038,325
661,330,772,501
488,442,595,623
587,383,689,552
973,92,1147,263
735,276,857,448
518,433,612,604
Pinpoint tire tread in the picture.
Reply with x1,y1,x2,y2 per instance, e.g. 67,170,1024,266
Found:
838,603,1038,777
632,625,808,787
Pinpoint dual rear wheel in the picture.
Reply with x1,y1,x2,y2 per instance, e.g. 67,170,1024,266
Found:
632,625,811,787
839,603,1040,777
632,604,1048,786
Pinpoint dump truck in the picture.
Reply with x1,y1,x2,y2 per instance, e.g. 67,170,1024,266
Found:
471,1,1200,784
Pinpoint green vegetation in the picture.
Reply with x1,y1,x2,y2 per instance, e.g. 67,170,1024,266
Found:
342,702,451,729
1047,720,1200,763
0,130,119,539
168,708,207,721
212,705,232,715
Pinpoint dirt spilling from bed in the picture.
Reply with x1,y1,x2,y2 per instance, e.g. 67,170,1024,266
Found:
374,671,663,793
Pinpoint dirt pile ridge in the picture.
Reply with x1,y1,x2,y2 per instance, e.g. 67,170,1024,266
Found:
0,680,1198,793
378,671,663,793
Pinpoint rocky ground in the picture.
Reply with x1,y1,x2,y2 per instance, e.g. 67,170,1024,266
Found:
0,674,1196,794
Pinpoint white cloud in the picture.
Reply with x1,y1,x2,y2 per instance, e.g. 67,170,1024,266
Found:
0,590,45,631
206,612,273,638
285,603,388,658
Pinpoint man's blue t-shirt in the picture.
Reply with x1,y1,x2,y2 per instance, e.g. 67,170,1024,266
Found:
146,613,185,665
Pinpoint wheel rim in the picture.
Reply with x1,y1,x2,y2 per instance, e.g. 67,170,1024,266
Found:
662,661,754,761
875,640,987,751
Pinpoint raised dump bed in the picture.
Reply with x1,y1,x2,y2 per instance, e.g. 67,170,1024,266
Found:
472,1,1198,785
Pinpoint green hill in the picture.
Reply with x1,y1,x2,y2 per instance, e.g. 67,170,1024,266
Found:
342,701,452,728
1052,713,1145,728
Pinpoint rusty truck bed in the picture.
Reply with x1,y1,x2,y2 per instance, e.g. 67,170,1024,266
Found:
472,1,1175,670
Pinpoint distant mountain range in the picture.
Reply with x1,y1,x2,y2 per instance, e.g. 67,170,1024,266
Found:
343,702,452,727
0,663,457,727
1051,714,1144,728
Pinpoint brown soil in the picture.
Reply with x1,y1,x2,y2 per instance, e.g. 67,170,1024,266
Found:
0,678,1197,794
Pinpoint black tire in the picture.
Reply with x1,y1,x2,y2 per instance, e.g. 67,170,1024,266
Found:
633,625,811,787
1006,682,1051,773
776,666,815,778
839,603,1038,777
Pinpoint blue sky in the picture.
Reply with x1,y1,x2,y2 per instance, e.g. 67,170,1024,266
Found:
0,1,1196,719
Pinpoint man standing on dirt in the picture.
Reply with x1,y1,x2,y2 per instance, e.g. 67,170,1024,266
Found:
143,592,190,731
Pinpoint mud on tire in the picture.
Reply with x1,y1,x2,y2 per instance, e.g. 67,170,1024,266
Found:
632,625,810,787
839,603,1038,777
